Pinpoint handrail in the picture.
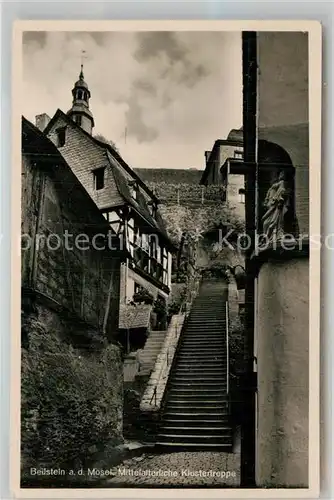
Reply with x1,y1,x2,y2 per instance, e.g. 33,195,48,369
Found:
226,300,229,395
150,386,157,406
149,275,200,407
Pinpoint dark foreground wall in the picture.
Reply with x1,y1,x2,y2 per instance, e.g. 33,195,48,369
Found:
21,118,125,479
255,258,309,487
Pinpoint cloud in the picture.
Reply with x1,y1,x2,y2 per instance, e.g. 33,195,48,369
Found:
22,30,242,169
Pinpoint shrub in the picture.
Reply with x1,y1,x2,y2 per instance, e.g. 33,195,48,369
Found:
229,315,245,376
171,268,188,283
200,262,229,281
132,289,154,305
21,317,123,472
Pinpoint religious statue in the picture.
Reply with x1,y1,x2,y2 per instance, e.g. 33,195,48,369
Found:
260,171,291,243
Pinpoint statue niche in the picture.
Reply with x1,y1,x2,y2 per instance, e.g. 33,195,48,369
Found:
258,140,298,245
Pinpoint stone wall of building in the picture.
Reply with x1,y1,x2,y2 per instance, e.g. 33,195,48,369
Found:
22,151,122,343
145,182,226,206
134,168,203,185
255,258,309,487
257,32,309,236
219,144,242,171
257,32,308,129
21,133,124,475
227,173,245,220
119,264,169,305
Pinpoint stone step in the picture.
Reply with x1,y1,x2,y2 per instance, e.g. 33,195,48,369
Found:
171,379,227,386
145,339,165,344
164,405,229,412
185,323,226,327
169,380,227,386
140,352,162,359
162,417,229,424
178,350,226,355
178,347,226,353
176,358,227,363
180,340,225,345
157,433,232,445
163,411,229,419
177,356,226,361
167,391,227,400
181,340,225,344
173,370,226,377
160,426,232,435
187,318,226,322
176,363,227,369
179,340,225,345
166,399,228,406
178,350,226,354
174,365,225,371
156,441,232,450
168,385,227,392
184,329,226,334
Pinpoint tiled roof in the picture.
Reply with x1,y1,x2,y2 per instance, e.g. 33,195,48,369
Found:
118,303,151,330
227,128,243,142
21,116,125,254
45,109,159,202
107,152,171,243
43,109,173,246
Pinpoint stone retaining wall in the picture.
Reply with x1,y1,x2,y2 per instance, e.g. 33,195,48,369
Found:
140,314,185,412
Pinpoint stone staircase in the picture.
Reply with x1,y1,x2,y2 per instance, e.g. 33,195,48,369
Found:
137,330,167,377
156,280,232,450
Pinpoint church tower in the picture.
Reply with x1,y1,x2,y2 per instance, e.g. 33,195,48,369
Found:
67,65,95,135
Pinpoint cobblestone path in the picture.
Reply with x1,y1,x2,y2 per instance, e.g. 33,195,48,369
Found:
104,450,240,487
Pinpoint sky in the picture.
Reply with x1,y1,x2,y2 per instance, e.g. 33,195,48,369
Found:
22,31,242,170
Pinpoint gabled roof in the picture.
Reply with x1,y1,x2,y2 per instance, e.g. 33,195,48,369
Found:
22,116,127,257
44,109,159,203
107,152,172,244
200,135,244,185
43,109,174,249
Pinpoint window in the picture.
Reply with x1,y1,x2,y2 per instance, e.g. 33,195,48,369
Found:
141,233,149,252
74,115,82,126
55,127,66,147
239,188,245,203
93,167,105,190
130,182,138,200
234,150,243,159
148,202,157,218
134,283,145,295
150,236,158,260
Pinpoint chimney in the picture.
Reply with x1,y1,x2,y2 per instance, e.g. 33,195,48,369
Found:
35,113,51,132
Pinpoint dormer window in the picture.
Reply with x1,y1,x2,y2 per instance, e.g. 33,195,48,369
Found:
148,202,157,218
55,126,66,147
129,181,138,200
239,188,245,203
93,167,105,191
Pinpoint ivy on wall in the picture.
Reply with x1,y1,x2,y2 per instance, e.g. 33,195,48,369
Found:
21,316,123,474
